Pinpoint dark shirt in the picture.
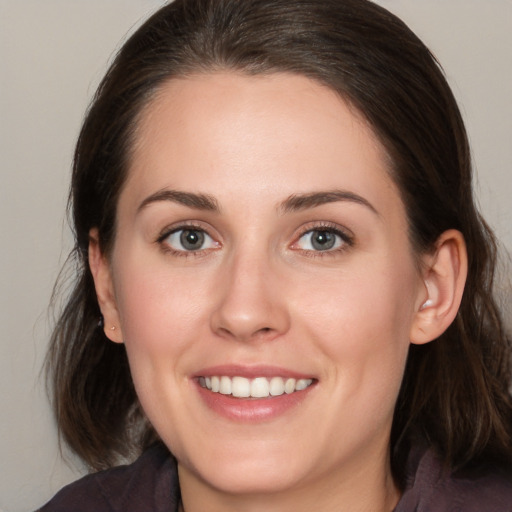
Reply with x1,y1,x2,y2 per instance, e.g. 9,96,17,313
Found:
38,444,180,512
396,445,512,511
38,443,512,511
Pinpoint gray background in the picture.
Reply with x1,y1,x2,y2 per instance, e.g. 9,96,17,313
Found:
1,1,511,510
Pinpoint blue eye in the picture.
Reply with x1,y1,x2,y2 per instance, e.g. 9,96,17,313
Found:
163,228,217,252
295,229,348,252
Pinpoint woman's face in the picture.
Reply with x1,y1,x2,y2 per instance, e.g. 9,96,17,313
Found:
102,73,427,502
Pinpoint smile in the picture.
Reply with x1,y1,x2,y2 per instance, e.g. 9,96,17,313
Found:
199,376,314,398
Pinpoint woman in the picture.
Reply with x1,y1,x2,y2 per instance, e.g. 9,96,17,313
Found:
40,0,512,510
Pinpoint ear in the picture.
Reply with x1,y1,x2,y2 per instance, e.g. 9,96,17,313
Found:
410,229,468,345
88,228,123,343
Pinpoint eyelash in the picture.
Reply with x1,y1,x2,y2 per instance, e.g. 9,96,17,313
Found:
156,221,354,258
291,222,354,258
156,223,219,258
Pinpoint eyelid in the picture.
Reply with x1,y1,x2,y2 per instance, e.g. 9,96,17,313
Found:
156,221,221,256
156,220,216,241
290,221,354,253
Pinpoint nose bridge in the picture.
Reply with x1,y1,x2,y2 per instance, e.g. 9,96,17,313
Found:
210,239,290,342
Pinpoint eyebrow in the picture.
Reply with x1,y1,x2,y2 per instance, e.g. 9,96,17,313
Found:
137,188,378,216
137,189,220,213
279,190,379,216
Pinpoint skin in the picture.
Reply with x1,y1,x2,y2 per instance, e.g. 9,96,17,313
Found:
90,72,467,512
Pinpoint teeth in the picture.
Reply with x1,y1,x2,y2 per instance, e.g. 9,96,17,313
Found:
295,378,310,391
219,376,231,395
269,376,285,396
232,376,250,398
200,376,313,398
285,378,296,394
251,377,270,398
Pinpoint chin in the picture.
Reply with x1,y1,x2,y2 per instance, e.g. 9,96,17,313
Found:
179,440,311,495
198,460,306,495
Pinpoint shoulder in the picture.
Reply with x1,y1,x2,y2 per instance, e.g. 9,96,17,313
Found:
396,446,512,512
37,443,179,512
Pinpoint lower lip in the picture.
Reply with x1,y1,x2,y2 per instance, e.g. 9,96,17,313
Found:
195,382,315,422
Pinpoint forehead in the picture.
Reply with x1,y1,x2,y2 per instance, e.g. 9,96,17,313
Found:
123,72,402,220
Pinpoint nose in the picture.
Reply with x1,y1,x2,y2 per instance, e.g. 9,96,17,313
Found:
210,250,291,343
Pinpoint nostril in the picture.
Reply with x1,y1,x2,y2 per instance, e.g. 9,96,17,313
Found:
210,287,291,341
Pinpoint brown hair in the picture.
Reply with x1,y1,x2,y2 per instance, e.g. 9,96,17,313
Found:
47,0,512,480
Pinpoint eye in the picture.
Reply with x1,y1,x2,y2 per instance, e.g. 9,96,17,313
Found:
294,227,352,252
161,227,218,253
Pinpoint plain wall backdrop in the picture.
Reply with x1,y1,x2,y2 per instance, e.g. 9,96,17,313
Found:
1,1,510,510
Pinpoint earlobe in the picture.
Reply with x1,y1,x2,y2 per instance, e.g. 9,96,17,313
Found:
88,229,124,343
410,229,467,345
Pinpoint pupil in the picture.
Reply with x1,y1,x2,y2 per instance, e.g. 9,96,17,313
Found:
180,230,204,250
312,230,335,250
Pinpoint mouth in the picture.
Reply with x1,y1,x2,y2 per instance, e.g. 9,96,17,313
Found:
198,375,314,398
194,367,317,421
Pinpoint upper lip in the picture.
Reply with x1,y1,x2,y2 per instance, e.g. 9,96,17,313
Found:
193,364,315,380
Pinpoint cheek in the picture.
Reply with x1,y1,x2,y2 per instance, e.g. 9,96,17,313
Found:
111,263,207,421
299,265,415,340
111,259,214,398
295,264,416,392
115,259,204,340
